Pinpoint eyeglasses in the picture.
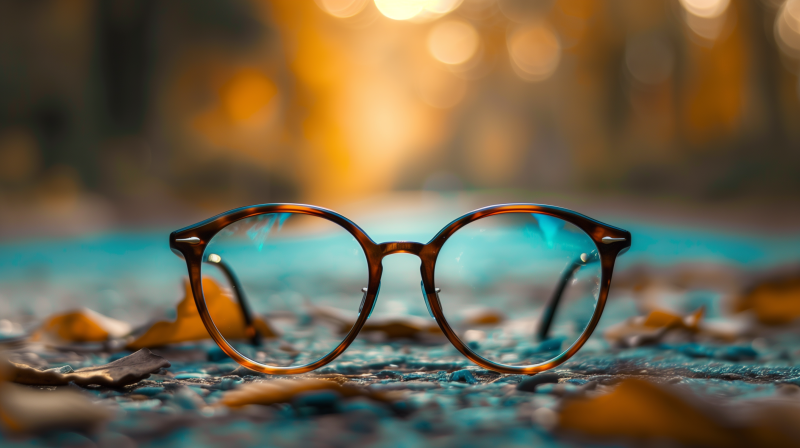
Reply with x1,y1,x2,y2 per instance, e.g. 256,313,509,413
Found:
169,203,631,375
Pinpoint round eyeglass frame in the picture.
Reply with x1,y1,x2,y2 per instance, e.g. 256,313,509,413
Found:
169,203,631,375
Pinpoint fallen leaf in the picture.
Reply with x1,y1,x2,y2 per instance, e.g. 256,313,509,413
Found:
734,272,800,325
558,378,800,447
311,305,443,340
604,307,705,347
3,348,170,388
127,277,277,350
32,308,131,343
220,379,392,408
0,382,111,433
0,353,112,433
459,308,505,326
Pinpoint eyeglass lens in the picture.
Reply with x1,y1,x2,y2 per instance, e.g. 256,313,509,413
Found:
434,212,601,367
202,213,368,367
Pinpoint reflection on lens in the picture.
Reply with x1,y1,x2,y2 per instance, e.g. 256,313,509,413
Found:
435,213,600,367
203,213,368,368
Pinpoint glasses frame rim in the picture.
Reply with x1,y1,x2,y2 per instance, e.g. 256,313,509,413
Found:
169,202,631,375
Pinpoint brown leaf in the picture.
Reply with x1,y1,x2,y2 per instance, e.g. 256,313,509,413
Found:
558,378,800,447
460,307,505,326
604,307,705,347
734,273,800,325
0,382,111,433
310,304,443,340
3,348,170,388
127,277,278,350
32,308,131,343
220,379,393,408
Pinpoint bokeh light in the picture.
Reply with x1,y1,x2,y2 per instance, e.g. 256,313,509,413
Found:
425,0,464,15
315,0,369,18
678,0,730,18
678,0,732,42
776,0,800,57
427,20,480,65
374,0,429,20
507,25,561,82
222,69,278,123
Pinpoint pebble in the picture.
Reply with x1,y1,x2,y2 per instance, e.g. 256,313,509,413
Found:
172,388,205,410
448,370,478,384
516,372,559,393
174,372,209,380
218,377,243,390
118,399,162,412
133,386,166,397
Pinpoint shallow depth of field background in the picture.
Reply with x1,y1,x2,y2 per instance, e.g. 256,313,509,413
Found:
0,0,799,323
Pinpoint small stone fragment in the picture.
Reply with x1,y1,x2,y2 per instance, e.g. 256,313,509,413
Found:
449,370,478,384
517,373,559,393
134,386,166,396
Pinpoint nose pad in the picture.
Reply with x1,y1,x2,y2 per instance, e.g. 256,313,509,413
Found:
420,281,441,320
358,282,380,318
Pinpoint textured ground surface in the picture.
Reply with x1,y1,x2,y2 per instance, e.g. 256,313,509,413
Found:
1,206,799,447
2,330,800,447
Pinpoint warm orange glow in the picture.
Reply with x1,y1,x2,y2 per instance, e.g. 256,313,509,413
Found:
427,20,479,65
776,0,800,56
315,0,369,18
417,65,467,108
222,69,278,123
507,25,561,82
681,1,747,146
683,12,729,41
425,0,463,14
678,0,729,18
374,0,428,20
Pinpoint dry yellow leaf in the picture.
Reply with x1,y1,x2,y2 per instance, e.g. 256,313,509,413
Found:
460,308,505,326
604,307,704,347
558,378,800,447
734,274,800,325
310,304,443,340
127,277,277,350
32,308,131,343
0,382,111,433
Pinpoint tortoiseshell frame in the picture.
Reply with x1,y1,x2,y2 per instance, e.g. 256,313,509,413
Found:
170,203,631,376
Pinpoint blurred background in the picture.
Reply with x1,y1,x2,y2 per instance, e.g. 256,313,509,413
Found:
1,0,799,235
1,0,799,324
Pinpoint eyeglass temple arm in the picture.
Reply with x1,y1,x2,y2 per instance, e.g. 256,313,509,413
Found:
537,255,586,342
204,254,262,346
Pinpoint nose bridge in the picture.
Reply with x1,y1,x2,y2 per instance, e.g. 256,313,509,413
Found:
378,241,425,258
